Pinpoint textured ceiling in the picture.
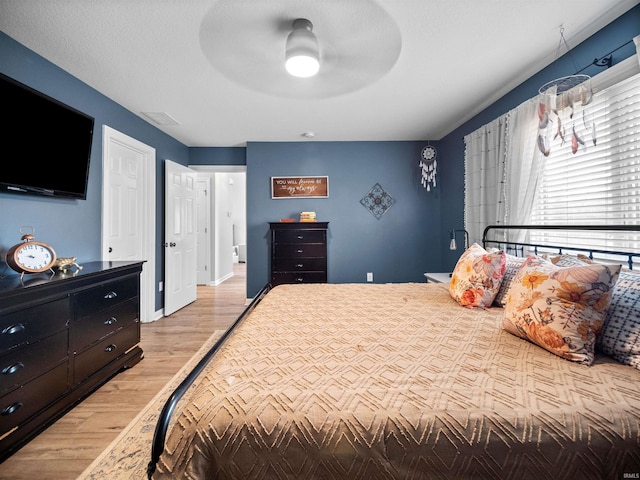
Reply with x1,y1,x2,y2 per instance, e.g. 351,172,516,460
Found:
0,0,638,147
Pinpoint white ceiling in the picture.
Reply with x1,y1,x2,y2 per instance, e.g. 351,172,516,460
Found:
1,0,638,147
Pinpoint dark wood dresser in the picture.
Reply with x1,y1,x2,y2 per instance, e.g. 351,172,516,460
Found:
0,261,144,461
269,222,328,286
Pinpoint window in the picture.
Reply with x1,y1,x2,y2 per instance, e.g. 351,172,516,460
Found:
529,71,640,259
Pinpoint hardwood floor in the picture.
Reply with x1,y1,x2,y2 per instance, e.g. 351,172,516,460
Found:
0,263,247,480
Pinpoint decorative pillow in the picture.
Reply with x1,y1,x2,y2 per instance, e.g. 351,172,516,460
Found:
503,255,621,365
597,270,640,369
576,253,595,264
544,253,588,267
449,243,506,308
493,253,527,306
553,254,591,267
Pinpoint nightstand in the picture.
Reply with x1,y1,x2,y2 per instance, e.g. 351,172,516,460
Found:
424,272,452,284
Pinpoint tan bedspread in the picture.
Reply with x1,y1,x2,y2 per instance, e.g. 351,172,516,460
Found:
154,283,640,479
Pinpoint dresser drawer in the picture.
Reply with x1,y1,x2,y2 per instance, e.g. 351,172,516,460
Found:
272,257,326,272
0,299,69,355
73,321,139,385
0,331,68,396
71,298,138,353
273,244,326,258
0,362,68,437
273,229,326,244
73,276,138,318
271,272,327,285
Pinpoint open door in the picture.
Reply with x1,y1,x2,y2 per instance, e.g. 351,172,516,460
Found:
164,160,197,316
102,126,156,323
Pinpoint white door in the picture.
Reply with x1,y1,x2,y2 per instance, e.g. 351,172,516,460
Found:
196,177,211,285
164,160,197,316
102,126,156,323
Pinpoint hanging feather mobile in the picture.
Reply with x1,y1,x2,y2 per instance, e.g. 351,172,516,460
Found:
419,145,437,191
536,26,595,157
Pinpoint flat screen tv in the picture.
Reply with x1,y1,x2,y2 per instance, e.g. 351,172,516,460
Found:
0,72,95,200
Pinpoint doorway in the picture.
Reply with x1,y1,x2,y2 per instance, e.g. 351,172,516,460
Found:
191,166,246,286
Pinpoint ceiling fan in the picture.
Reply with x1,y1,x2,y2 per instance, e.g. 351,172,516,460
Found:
198,0,402,99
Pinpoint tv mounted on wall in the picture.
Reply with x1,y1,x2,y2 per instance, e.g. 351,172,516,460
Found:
0,72,95,200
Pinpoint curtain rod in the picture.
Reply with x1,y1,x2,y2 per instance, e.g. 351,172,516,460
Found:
573,39,634,75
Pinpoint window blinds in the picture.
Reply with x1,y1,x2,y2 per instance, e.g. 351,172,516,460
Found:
529,72,640,256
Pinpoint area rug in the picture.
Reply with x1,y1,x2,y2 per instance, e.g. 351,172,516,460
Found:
76,329,226,480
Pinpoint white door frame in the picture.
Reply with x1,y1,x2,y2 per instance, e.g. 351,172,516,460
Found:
101,125,156,323
196,176,212,285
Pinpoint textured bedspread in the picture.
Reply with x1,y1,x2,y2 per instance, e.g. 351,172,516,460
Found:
154,283,640,479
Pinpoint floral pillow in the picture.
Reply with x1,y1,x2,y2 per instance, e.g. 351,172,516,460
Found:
449,243,506,308
503,255,621,365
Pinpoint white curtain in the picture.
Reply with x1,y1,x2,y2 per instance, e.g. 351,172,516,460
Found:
463,116,507,245
464,95,545,246
503,94,547,241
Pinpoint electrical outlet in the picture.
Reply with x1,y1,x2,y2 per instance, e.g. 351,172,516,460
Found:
367,272,373,282
159,281,164,292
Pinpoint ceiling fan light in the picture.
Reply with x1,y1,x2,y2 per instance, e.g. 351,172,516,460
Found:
285,55,319,78
285,19,319,78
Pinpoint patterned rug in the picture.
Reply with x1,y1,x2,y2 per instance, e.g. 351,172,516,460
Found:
76,329,226,480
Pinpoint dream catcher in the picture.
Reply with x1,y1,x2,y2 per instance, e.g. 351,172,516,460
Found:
419,145,437,191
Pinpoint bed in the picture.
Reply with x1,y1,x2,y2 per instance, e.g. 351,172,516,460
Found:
147,225,640,479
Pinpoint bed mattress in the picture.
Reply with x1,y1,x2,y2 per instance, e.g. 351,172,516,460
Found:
154,282,640,479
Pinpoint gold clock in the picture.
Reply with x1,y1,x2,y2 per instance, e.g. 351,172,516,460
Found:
5,227,57,277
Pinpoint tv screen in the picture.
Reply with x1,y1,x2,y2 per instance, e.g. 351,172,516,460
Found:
0,72,94,199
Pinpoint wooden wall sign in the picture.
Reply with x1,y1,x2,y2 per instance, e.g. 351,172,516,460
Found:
271,176,329,199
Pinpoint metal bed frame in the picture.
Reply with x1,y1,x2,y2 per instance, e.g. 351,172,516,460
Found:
147,283,272,479
147,224,640,478
482,224,639,270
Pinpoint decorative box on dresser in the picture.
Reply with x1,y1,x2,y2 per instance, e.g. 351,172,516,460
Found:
0,261,144,461
270,222,329,286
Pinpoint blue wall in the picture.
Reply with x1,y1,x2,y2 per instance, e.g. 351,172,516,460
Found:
438,5,640,271
0,32,190,311
189,147,246,166
245,141,442,296
2,4,639,303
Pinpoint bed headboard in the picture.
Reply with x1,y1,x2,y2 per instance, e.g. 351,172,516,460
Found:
482,224,640,270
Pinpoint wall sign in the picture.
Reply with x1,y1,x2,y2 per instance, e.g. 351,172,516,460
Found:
271,176,329,199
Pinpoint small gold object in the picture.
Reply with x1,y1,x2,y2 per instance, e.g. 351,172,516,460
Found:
54,257,83,273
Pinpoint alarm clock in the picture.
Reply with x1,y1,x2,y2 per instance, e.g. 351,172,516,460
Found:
5,227,57,277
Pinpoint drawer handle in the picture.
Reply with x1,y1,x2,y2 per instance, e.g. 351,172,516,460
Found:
1,402,23,416
2,323,26,336
104,317,118,326
295,277,304,282
296,249,304,254
295,263,304,268
104,344,117,353
104,291,118,300
2,362,25,375
297,235,304,239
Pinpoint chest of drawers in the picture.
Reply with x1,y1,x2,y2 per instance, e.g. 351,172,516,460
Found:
0,261,143,461
270,222,329,286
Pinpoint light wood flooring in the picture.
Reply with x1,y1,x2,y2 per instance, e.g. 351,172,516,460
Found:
0,263,247,480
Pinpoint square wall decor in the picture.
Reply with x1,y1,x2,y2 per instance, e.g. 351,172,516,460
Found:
360,183,395,220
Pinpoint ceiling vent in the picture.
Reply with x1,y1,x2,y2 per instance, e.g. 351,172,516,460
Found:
142,111,180,125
